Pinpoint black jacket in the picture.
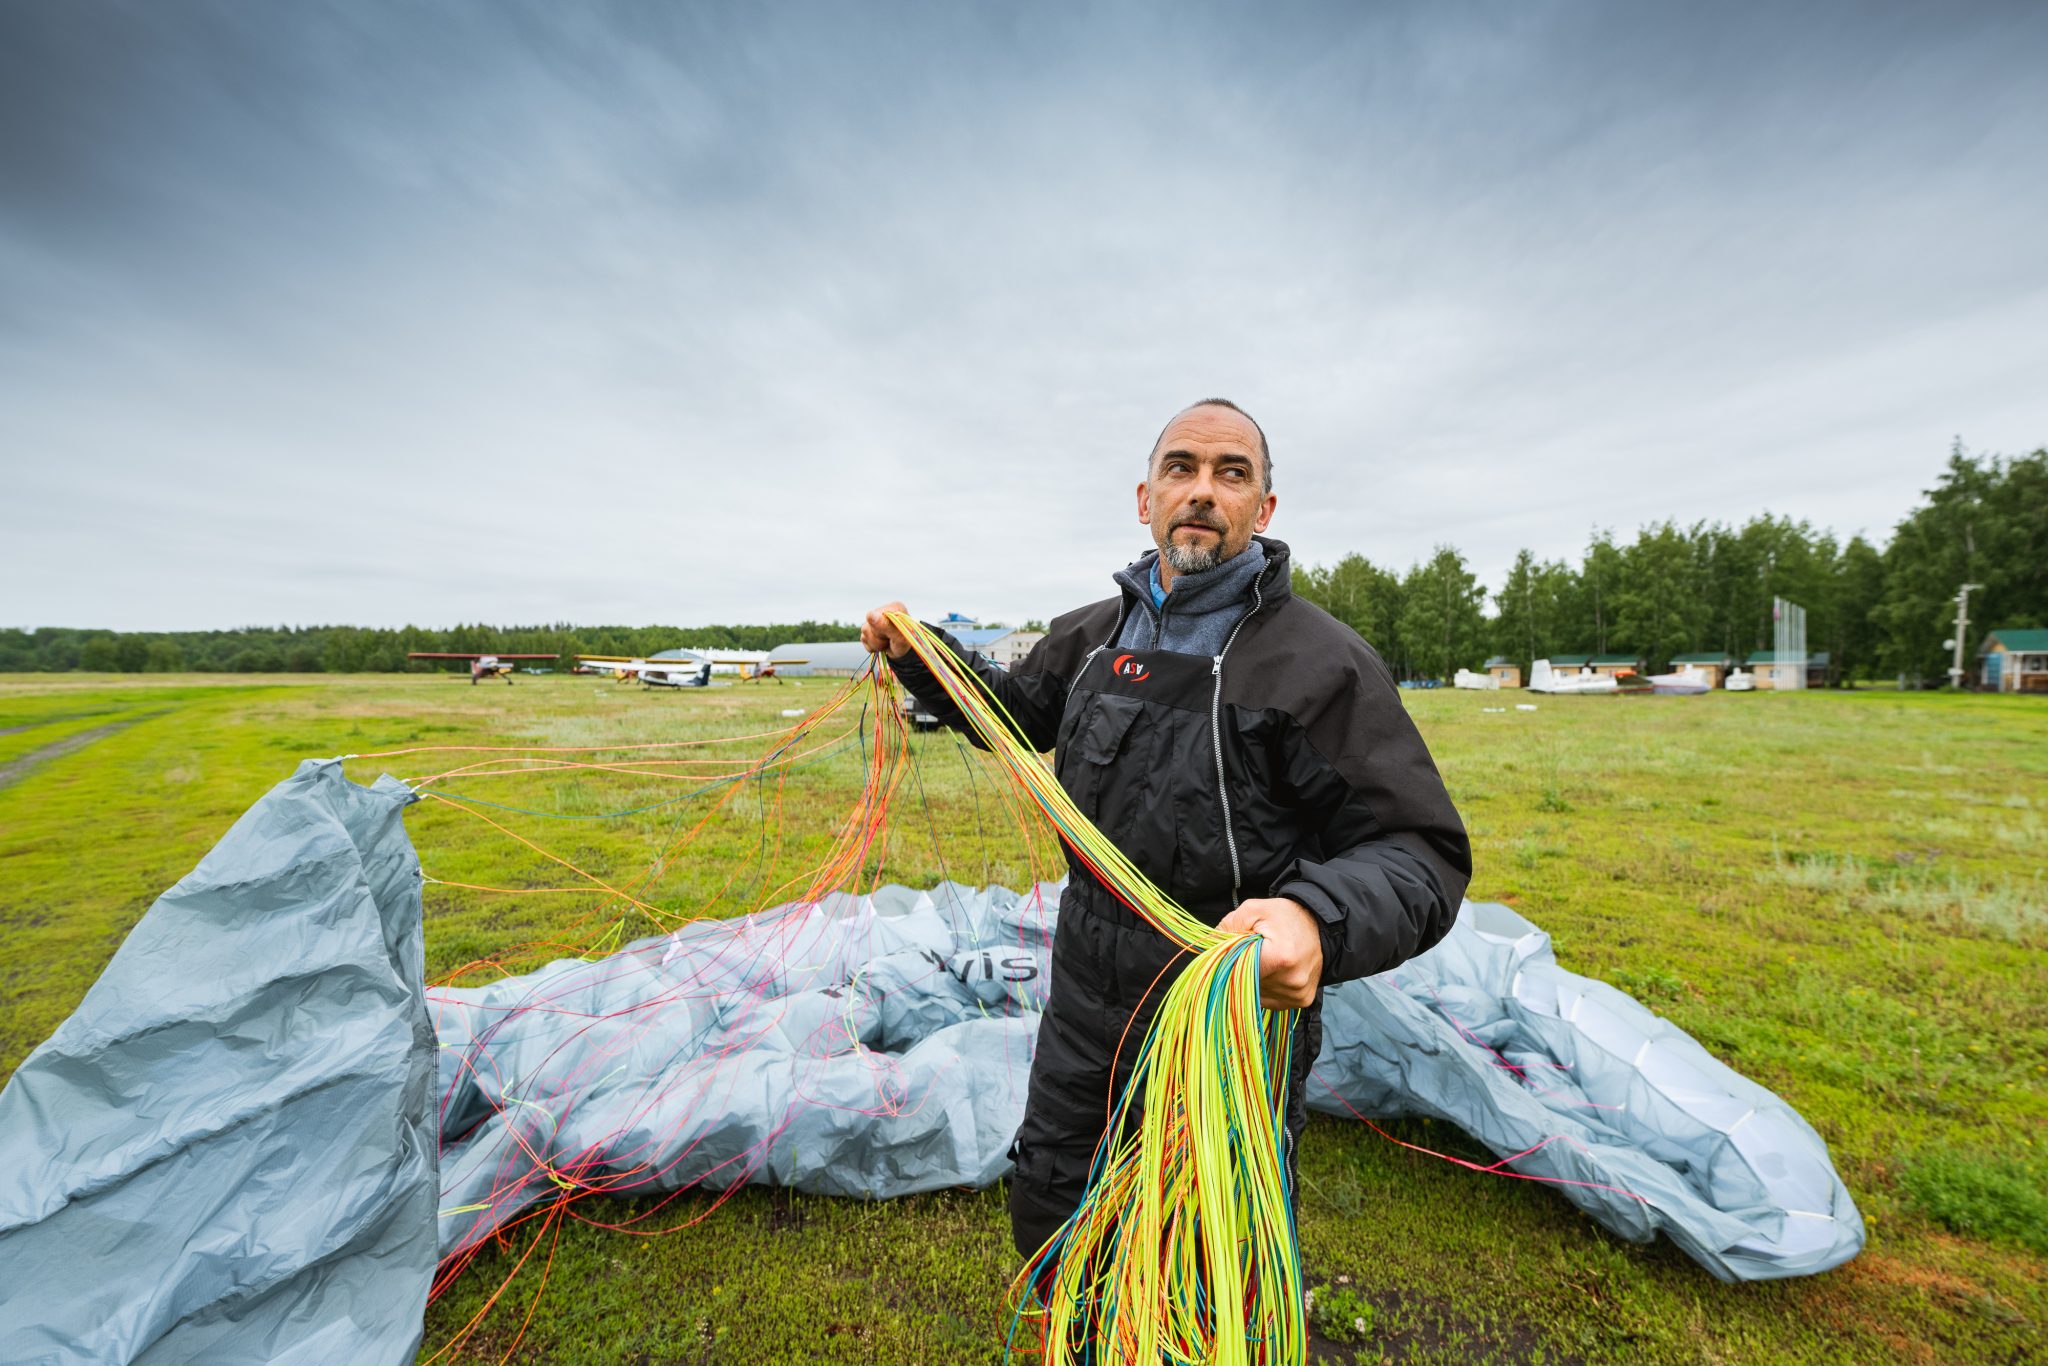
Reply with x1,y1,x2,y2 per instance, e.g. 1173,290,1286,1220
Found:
888,536,1470,985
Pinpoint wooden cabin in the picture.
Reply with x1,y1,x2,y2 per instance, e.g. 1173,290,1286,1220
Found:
1668,652,1735,689
1483,655,1522,688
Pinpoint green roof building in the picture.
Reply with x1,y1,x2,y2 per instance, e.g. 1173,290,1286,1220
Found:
1744,649,1833,689
1980,629,2048,693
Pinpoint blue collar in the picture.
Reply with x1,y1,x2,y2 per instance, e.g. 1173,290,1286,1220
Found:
1147,560,1167,610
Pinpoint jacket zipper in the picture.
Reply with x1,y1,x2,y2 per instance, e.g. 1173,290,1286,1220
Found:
1151,583,1172,648
1211,564,1273,904
1082,600,1131,676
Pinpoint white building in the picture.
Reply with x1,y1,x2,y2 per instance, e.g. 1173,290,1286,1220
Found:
982,629,1044,667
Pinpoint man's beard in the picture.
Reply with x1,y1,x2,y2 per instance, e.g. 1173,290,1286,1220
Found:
1160,513,1235,575
1161,539,1224,575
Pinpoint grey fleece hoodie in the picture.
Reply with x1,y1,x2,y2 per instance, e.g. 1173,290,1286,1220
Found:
1110,539,1270,656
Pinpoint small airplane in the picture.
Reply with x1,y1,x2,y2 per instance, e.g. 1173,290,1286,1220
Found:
1527,659,1619,694
1528,660,1662,695
576,652,808,685
1452,668,1498,690
574,656,713,688
408,652,560,684
1646,665,1712,696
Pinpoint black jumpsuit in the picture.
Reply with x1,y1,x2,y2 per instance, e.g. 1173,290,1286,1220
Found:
887,536,1471,1255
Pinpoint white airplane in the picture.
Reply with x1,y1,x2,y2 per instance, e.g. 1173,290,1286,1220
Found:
1725,667,1756,692
1452,668,1499,690
687,649,806,681
1527,659,1619,694
575,655,714,688
576,652,808,686
1647,665,1712,695
409,651,560,684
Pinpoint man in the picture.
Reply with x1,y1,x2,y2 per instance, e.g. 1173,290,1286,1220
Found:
861,398,1470,1259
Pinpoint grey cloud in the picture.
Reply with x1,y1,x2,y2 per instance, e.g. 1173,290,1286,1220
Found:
2,0,2045,629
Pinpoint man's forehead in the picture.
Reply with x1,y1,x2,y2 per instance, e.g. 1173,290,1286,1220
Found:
1152,405,1260,456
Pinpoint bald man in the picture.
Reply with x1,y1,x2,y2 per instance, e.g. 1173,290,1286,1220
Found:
862,398,1470,1261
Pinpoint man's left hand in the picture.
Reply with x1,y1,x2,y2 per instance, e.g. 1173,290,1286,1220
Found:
1215,897,1324,1010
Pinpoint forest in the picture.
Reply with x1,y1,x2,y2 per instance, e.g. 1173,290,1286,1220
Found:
1294,443,2045,685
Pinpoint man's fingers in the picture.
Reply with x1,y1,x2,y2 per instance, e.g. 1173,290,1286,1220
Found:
862,603,912,658
1215,907,1260,936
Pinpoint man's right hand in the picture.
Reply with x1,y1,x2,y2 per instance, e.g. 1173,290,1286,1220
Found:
861,602,913,659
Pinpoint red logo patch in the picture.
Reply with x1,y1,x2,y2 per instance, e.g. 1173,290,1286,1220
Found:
1111,653,1150,683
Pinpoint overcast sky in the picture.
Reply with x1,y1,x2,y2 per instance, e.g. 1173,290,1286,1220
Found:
3,1,2045,631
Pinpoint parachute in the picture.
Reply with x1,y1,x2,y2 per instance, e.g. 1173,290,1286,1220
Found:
0,760,1862,1364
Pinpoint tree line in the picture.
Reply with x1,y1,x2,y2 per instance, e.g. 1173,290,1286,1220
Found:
0,622,861,675
8,444,2041,684
1292,443,2046,685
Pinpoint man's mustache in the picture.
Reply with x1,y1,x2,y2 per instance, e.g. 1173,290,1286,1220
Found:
1171,514,1224,532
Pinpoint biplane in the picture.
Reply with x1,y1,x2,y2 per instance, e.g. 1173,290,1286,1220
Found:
407,652,559,684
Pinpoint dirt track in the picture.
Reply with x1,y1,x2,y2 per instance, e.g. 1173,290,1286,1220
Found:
0,717,161,791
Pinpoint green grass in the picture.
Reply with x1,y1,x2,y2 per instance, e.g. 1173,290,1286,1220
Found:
1896,1152,2048,1257
2,675,2044,1363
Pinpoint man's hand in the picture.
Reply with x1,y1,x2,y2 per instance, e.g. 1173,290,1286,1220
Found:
1215,897,1324,1010
861,602,912,659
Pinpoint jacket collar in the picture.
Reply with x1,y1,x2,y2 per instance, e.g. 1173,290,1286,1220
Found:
1112,535,1294,617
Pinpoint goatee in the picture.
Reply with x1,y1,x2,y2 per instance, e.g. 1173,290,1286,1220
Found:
1163,541,1224,575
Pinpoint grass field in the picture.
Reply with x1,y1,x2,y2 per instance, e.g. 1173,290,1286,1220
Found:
2,671,2044,1364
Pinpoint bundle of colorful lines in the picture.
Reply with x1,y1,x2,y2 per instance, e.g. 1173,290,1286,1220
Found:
887,612,1304,1366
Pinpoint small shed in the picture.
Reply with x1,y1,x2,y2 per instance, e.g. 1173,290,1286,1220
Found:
1483,655,1522,688
1668,652,1735,689
1744,650,1807,690
1980,629,2048,693
1589,653,1642,678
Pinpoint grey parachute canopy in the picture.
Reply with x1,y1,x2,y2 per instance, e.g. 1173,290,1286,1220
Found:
0,761,435,1366
0,762,1863,1364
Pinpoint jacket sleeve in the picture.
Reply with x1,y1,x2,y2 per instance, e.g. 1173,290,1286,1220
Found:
1266,643,1472,985
884,624,1071,754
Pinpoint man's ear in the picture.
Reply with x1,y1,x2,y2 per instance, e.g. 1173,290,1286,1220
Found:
1253,491,1277,533
1136,481,1152,525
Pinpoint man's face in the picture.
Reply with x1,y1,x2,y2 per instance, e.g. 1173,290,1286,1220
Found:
1137,406,1277,577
